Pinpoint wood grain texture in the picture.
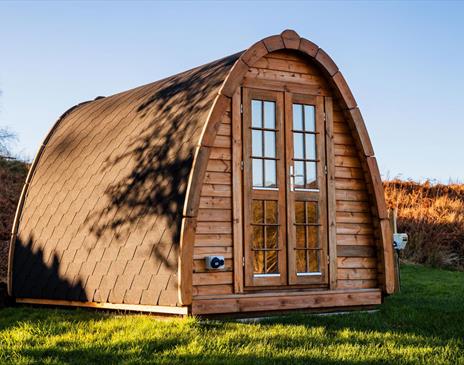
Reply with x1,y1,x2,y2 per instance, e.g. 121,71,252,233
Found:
192,289,381,314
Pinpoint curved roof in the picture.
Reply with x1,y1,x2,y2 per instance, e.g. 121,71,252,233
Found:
10,52,241,304
9,30,394,306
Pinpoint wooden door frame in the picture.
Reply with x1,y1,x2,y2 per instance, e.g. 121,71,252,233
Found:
242,88,287,288
284,92,329,285
234,87,335,292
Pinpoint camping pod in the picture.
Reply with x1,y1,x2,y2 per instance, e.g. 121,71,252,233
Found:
8,30,395,316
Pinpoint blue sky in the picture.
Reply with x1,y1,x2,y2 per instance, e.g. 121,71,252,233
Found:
0,1,463,182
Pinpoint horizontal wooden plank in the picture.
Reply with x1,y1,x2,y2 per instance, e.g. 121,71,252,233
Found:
336,223,374,235
335,179,367,191
336,201,371,213
193,284,234,297
337,245,376,257
335,167,364,179
194,258,233,272
334,144,359,157
335,155,361,168
213,135,231,148
193,272,233,286
333,133,354,145
336,212,372,224
338,268,377,280
337,280,378,289
206,159,231,173
254,56,322,76
192,289,381,315
246,67,326,87
337,234,375,246
16,298,188,315
194,234,232,247
217,123,232,136
337,257,377,269
242,77,330,96
193,246,233,259
335,190,369,202
196,221,232,235
201,184,231,197
333,122,350,134
197,208,232,222
199,196,232,209
209,147,231,160
203,171,231,185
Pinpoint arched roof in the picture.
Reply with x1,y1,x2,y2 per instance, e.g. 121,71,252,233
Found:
9,30,394,306
9,52,242,304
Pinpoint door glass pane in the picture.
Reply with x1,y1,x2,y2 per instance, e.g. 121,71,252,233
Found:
252,100,262,128
266,226,278,249
296,226,305,248
252,200,264,224
308,251,320,272
252,159,263,187
293,104,303,131
304,105,315,132
264,159,276,188
305,161,317,189
294,161,304,188
264,131,276,158
307,226,319,248
305,134,316,160
252,226,264,249
252,130,262,157
306,202,318,223
264,101,276,129
266,250,278,273
295,201,305,224
265,201,278,224
254,251,264,274
296,250,306,273
293,132,304,159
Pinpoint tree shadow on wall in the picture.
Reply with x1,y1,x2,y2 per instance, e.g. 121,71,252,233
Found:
12,235,87,301
83,53,241,258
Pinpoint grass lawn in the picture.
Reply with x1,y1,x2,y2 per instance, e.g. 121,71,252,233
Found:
0,264,463,364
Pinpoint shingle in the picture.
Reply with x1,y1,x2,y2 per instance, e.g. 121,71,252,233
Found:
11,52,242,307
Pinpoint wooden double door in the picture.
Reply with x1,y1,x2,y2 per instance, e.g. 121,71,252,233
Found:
242,87,330,288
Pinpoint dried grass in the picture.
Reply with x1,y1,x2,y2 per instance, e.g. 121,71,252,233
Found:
384,179,464,270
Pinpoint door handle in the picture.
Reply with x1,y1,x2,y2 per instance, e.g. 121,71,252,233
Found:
289,165,294,192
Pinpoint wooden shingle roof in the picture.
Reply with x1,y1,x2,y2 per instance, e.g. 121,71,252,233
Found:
11,52,242,305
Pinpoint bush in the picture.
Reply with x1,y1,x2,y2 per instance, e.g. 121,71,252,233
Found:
384,180,464,270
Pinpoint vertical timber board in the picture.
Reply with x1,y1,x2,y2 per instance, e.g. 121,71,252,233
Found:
179,217,196,306
232,88,244,293
324,97,337,289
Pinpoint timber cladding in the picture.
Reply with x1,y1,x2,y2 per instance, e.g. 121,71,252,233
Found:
8,30,393,315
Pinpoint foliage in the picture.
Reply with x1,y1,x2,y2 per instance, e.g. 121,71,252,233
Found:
0,264,463,364
0,157,29,282
384,180,464,270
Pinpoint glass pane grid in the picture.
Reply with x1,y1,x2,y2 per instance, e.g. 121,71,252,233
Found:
294,201,321,274
252,200,279,275
251,99,278,189
292,103,318,190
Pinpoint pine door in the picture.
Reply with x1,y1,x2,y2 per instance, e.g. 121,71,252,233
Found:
242,87,329,288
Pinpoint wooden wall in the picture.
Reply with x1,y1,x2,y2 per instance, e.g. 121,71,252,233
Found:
192,50,379,298
193,102,234,297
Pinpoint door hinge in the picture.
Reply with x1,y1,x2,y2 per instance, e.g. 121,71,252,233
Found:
323,112,327,122
324,165,328,175
240,103,243,114
242,257,245,267
240,161,244,170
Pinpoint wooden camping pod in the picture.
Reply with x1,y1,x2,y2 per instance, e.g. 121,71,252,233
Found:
8,30,394,315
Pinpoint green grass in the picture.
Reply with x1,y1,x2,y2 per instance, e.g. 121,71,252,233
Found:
1,264,463,364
